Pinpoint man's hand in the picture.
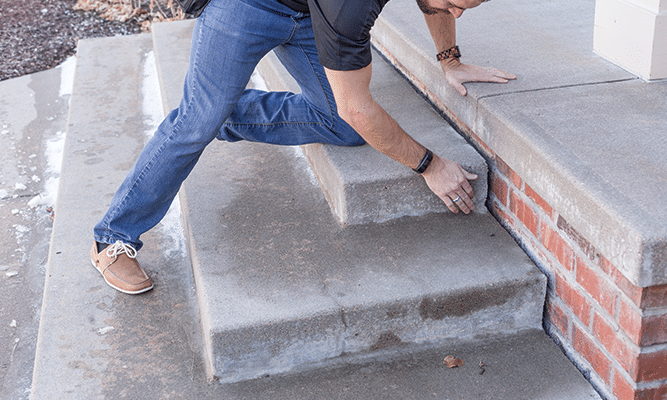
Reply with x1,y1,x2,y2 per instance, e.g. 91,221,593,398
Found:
324,65,479,214
422,155,478,214
441,59,517,96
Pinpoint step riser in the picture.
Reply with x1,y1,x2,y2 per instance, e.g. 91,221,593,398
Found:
210,278,545,383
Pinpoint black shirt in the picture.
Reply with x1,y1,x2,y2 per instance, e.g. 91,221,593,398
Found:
281,0,390,71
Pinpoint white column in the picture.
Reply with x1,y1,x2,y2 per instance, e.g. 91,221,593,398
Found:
594,0,667,80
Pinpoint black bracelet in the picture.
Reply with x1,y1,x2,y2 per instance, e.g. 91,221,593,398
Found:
413,149,433,174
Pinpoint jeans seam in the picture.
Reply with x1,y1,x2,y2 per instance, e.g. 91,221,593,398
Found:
224,121,328,127
298,43,336,130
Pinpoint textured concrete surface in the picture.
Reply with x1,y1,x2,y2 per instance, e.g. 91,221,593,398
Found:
29,34,207,399
0,66,69,400
23,13,605,399
152,18,546,385
219,330,601,400
371,0,667,286
182,135,545,382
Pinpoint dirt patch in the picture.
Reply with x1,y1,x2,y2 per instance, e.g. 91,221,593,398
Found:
0,0,186,81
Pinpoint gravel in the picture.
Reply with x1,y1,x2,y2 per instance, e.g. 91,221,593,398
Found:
0,0,181,81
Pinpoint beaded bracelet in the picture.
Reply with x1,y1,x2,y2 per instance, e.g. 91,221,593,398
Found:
436,45,461,62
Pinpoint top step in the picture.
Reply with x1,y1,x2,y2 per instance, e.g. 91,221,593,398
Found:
152,20,488,227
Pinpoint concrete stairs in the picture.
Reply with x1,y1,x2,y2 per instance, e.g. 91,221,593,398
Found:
28,18,600,399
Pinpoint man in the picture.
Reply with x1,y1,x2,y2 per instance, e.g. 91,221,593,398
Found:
90,0,516,294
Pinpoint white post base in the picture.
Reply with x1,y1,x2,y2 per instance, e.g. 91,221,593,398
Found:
594,0,667,80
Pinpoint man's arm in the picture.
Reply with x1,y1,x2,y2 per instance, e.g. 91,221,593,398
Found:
324,64,477,214
423,12,516,96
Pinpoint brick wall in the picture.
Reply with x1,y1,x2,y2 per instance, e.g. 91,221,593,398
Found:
374,44,666,399
488,157,667,400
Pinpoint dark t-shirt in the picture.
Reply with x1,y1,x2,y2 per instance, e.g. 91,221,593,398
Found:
281,0,389,71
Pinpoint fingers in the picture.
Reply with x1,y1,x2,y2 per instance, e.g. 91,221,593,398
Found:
483,67,516,82
422,156,477,214
443,190,474,214
453,81,467,97
489,67,517,80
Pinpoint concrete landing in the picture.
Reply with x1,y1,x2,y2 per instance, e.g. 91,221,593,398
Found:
371,0,667,287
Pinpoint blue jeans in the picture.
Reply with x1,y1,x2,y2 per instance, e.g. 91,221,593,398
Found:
93,0,364,250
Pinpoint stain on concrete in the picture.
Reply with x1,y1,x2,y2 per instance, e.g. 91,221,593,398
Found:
370,331,403,350
419,281,524,320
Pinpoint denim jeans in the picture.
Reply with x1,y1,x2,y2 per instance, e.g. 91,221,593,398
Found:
93,0,364,250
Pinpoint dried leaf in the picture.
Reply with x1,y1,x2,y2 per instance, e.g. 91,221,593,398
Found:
443,355,464,368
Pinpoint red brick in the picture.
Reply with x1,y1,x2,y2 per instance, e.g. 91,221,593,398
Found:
490,198,511,226
612,369,637,400
620,302,667,347
495,157,521,188
636,385,667,400
509,190,540,238
525,183,554,217
608,258,644,306
620,299,644,346
576,256,617,318
573,323,613,383
555,273,592,327
557,215,597,261
638,349,667,382
547,296,570,338
598,254,614,275
593,312,639,377
541,223,575,273
641,285,667,309
490,172,509,207
641,313,667,347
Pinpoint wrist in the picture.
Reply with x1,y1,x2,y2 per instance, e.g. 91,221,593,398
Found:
413,149,434,174
440,53,463,70
436,45,461,62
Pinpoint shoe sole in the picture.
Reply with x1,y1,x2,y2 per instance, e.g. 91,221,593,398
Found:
90,258,154,295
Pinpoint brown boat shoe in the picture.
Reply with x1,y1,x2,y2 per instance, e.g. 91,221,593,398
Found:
90,241,153,294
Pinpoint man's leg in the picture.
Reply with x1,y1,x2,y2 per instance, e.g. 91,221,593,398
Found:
91,0,297,293
218,14,365,147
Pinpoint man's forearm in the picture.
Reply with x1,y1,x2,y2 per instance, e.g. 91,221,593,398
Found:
424,12,456,56
349,97,427,170
324,65,427,170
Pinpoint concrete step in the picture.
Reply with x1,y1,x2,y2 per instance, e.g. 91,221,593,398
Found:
150,21,547,383
26,19,599,399
180,136,546,383
155,20,487,227
29,33,207,399
257,51,488,226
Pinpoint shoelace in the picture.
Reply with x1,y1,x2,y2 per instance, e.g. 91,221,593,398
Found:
106,240,137,259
